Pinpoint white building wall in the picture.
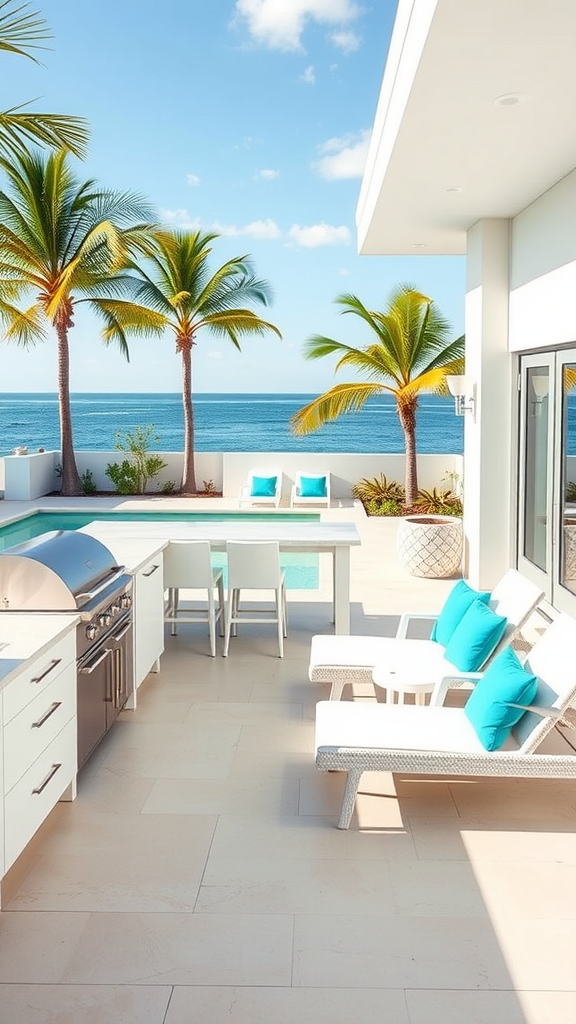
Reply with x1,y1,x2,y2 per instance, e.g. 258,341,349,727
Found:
510,169,576,352
464,219,514,588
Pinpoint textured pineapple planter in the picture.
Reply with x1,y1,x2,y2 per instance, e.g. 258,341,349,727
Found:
397,514,463,578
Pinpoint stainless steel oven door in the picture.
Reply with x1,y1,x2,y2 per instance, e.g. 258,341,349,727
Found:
77,613,134,769
105,617,134,727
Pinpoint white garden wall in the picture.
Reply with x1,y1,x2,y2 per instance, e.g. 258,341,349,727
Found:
1,450,463,501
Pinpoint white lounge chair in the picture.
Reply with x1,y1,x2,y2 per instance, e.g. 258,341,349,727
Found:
309,569,544,701
239,470,282,508
290,472,331,508
315,613,576,828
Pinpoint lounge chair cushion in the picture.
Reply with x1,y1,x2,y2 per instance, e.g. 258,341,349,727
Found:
464,646,539,750
443,598,507,671
299,474,327,498
250,475,278,498
430,580,491,645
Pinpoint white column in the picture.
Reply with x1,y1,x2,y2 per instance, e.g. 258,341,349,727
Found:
464,219,515,589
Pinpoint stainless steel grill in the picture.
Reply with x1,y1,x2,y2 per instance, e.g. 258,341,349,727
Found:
0,529,130,619
0,530,134,769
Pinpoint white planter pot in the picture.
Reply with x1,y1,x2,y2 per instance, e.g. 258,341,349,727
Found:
397,514,463,578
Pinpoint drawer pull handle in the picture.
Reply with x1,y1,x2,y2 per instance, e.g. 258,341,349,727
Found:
32,763,62,795
142,564,160,577
31,658,62,684
32,701,62,729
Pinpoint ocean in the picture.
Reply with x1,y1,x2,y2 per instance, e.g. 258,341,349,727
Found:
0,392,464,455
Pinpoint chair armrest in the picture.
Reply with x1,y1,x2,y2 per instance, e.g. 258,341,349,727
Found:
430,670,483,707
395,612,439,639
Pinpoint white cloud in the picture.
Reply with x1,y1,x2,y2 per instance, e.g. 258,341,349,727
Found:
312,129,370,180
207,351,223,360
186,173,200,186
160,209,203,230
287,222,351,247
329,29,360,53
213,218,282,240
300,64,315,84
339,266,351,276
233,0,361,52
256,168,280,180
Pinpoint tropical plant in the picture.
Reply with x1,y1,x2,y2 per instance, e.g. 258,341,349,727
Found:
105,425,167,494
351,473,405,504
566,480,576,503
0,148,165,495
0,0,89,157
410,487,463,517
290,284,465,505
128,229,282,493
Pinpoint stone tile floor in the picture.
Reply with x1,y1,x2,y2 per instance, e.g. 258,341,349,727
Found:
0,499,575,1023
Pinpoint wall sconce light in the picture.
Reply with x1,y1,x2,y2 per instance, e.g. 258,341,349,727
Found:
530,374,549,416
446,375,475,417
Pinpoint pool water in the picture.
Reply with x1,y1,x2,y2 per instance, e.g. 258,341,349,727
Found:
0,510,321,589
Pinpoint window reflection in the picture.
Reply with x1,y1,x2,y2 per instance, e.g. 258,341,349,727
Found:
562,364,576,595
523,366,549,572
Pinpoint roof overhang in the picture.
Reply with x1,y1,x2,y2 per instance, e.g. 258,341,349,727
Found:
356,0,576,255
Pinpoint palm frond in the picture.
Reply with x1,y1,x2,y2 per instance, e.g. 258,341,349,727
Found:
290,382,387,436
0,106,89,159
0,0,51,61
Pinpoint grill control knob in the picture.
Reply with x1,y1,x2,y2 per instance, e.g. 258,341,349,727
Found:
98,612,112,628
86,623,99,641
111,603,121,616
120,594,132,610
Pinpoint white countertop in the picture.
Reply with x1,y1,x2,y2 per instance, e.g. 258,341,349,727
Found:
79,525,168,574
79,518,360,553
0,613,78,688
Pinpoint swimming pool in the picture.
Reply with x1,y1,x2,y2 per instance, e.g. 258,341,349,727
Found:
0,510,321,588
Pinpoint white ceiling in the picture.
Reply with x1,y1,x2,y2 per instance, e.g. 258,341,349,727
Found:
356,0,576,255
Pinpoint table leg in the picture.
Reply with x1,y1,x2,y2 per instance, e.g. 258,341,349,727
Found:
333,546,350,634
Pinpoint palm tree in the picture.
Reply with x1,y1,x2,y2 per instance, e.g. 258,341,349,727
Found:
0,0,89,157
290,284,465,505
0,148,165,495
129,229,282,494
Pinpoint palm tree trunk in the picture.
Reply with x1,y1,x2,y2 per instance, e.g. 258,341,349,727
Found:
181,343,197,493
56,322,82,496
398,399,418,505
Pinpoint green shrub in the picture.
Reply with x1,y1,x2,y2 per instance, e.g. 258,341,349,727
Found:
365,497,404,517
566,481,576,502
105,425,167,495
81,469,97,495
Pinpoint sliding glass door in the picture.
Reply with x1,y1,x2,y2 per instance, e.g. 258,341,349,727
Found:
518,350,576,614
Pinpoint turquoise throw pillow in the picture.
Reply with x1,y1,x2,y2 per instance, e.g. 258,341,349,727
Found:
250,475,277,498
464,646,538,750
300,475,327,498
431,580,491,645
443,598,507,672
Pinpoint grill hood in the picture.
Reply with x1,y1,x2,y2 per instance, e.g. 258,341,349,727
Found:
0,530,128,612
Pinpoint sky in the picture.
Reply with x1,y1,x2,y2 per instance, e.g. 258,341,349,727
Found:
1,0,465,394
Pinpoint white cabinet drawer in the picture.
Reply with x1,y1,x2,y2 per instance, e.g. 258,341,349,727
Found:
4,717,77,873
3,665,76,794
3,631,76,724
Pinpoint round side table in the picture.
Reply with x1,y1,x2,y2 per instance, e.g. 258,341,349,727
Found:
372,663,436,705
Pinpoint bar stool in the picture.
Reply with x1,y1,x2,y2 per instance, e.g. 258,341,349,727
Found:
163,540,224,657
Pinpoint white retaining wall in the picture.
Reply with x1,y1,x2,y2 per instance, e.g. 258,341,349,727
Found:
0,450,463,501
